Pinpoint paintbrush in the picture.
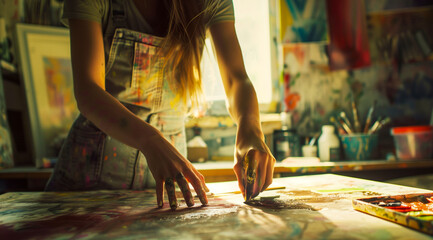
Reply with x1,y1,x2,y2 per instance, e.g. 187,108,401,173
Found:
330,116,347,134
369,117,391,134
337,114,353,134
213,186,286,196
367,116,383,134
339,112,353,132
351,99,361,133
363,100,377,133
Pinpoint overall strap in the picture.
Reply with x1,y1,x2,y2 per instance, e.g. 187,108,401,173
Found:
104,0,127,43
111,0,127,29
103,0,127,64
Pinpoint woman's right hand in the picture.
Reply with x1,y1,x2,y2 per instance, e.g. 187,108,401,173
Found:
141,133,209,210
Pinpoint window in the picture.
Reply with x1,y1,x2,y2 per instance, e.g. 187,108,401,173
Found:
201,0,273,106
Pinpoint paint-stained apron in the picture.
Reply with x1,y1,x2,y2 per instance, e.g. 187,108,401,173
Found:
45,0,186,191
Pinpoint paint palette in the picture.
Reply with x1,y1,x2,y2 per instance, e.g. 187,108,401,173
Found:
353,193,433,235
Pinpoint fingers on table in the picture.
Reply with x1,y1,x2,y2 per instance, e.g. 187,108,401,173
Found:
192,167,210,192
159,169,208,210
156,180,164,208
247,150,276,199
165,177,177,210
184,168,208,206
175,173,194,207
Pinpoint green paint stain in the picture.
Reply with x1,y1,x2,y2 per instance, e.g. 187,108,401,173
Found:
371,229,392,240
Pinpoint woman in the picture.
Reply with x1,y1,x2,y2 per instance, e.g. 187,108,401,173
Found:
45,0,275,210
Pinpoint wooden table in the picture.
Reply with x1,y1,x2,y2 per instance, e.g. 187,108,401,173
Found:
1,174,432,239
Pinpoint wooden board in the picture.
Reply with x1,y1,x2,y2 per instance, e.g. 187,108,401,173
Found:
0,174,432,239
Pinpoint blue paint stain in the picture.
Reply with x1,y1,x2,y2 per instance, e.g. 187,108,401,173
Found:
288,222,302,238
0,209,24,215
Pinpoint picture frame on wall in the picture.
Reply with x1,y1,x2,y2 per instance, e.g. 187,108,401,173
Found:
0,67,14,169
16,23,78,168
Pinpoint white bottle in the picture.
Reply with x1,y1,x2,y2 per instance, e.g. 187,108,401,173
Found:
318,125,340,161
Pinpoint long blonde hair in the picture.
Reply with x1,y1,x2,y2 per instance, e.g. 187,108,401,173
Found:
161,0,221,110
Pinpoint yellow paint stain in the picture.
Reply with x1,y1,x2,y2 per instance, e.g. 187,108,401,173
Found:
278,0,293,42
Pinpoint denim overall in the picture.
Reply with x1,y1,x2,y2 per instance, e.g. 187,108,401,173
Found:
45,0,187,191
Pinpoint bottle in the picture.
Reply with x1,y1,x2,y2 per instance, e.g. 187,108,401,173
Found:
273,112,301,161
318,125,340,161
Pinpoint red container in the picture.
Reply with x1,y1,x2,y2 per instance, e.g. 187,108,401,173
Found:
391,126,433,160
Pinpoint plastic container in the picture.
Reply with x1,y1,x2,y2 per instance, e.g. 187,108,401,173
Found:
302,145,317,157
340,134,378,161
391,125,433,160
318,125,340,161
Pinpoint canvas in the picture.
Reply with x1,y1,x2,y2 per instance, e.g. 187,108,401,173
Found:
16,23,79,168
0,174,431,239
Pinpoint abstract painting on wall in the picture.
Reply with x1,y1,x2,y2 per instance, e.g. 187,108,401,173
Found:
0,68,14,169
16,23,79,168
278,0,328,43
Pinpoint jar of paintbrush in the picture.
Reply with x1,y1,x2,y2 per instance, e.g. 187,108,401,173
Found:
330,100,390,161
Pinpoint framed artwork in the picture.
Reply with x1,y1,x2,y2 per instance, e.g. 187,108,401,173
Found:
16,23,78,168
0,67,14,169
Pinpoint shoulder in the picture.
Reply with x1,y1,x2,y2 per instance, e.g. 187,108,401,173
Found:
63,0,110,25
204,0,235,26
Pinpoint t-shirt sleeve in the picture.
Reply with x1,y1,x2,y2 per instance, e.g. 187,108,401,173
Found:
207,0,235,26
62,0,108,26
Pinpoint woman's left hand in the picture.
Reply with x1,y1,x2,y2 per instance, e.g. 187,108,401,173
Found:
233,126,276,201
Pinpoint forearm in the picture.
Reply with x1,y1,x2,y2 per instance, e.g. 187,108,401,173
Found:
226,78,263,139
75,80,161,152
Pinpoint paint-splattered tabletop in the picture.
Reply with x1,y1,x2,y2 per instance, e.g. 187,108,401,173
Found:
0,174,432,240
